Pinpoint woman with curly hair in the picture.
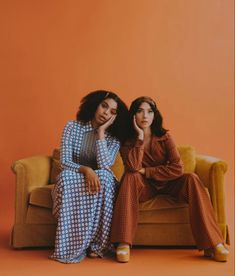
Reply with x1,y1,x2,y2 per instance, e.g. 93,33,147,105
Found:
50,90,128,263
111,96,229,263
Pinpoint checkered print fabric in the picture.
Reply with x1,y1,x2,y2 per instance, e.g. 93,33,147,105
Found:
50,121,120,263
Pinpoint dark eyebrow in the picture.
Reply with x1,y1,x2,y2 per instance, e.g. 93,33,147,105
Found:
103,100,117,111
137,107,152,111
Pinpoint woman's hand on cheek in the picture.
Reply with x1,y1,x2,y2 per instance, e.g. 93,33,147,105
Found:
97,115,117,139
133,116,144,140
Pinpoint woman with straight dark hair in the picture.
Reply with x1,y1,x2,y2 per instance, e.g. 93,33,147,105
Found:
50,90,128,263
111,96,229,263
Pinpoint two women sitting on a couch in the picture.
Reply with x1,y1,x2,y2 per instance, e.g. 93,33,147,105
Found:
50,90,229,264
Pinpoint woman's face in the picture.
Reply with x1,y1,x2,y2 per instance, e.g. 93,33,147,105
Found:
135,102,154,129
94,98,118,126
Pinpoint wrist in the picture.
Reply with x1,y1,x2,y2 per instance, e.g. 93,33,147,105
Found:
80,166,92,175
96,129,105,140
138,134,144,141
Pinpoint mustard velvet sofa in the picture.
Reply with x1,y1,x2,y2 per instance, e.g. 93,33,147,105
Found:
11,146,230,248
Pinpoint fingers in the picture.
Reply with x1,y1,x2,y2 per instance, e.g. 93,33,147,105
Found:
133,115,140,132
105,115,116,128
92,179,101,193
87,178,101,194
109,114,117,124
100,115,117,130
133,116,137,128
84,168,101,194
133,115,136,122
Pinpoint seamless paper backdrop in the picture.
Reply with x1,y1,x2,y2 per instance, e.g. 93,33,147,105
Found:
0,0,234,234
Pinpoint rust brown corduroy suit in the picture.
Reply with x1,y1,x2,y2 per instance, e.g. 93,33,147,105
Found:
110,132,224,250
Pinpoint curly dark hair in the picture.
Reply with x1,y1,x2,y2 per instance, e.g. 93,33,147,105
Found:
76,90,129,143
127,96,168,139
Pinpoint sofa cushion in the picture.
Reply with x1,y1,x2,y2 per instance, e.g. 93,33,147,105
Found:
26,205,56,224
139,195,188,211
139,195,189,224
29,184,54,209
110,152,124,181
138,206,190,224
29,184,188,212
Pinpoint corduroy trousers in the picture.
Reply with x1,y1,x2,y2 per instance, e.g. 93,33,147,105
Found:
110,172,224,250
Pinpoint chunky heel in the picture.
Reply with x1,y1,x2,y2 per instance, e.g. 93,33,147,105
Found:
204,244,229,262
116,246,130,263
214,245,229,262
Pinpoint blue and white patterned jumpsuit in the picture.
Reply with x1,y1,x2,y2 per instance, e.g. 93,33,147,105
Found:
50,120,120,263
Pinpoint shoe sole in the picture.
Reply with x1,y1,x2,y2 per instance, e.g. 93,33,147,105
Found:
214,253,228,262
117,254,129,263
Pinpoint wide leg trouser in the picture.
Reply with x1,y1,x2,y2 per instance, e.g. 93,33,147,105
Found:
110,172,224,250
51,169,116,263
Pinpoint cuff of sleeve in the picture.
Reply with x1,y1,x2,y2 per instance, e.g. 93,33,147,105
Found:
135,139,144,147
145,167,154,178
96,139,107,146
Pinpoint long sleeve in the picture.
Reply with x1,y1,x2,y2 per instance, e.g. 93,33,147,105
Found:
60,121,81,172
145,134,183,181
120,139,144,172
96,137,120,169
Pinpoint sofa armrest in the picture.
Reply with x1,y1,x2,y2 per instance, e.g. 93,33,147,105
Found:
195,154,228,224
11,156,51,224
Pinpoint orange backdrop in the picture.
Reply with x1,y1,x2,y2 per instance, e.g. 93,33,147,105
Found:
0,0,234,232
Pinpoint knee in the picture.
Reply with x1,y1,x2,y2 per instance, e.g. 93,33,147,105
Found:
56,170,74,190
184,172,199,181
57,170,70,182
184,173,203,188
96,169,113,182
123,171,143,178
120,172,145,189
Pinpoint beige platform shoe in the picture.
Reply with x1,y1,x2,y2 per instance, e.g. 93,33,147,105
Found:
204,244,229,262
116,245,130,263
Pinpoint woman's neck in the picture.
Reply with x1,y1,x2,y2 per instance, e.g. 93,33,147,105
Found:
91,119,100,129
143,127,152,139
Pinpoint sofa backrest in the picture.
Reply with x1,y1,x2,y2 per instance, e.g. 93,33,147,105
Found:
49,146,196,183
178,145,196,173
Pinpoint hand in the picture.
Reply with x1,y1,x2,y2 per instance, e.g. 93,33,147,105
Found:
133,116,144,140
138,168,146,175
80,166,101,194
97,115,117,139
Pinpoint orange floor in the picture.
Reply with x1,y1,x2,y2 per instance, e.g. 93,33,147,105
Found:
0,210,234,276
